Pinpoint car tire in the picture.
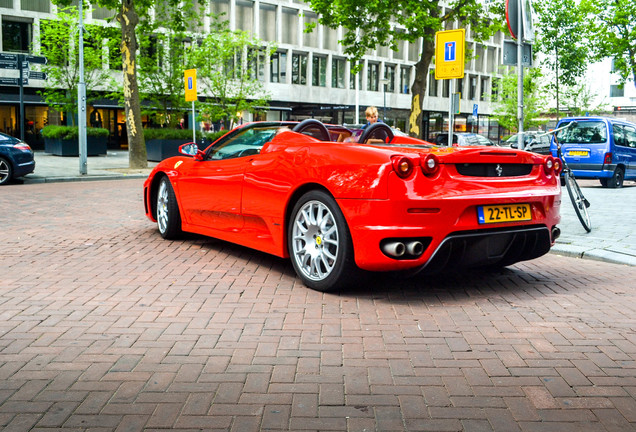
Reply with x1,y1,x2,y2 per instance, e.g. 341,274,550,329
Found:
0,157,13,186
288,190,356,292
607,167,624,189
156,176,182,239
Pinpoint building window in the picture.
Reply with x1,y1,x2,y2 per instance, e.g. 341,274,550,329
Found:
282,8,298,45
456,78,464,98
259,4,276,41
480,77,488,101
367,62,379,91
400,66,411,94
312,55,327,87
303,12,319,48
248,48,266,82
292,52,307,85
469,76,477,100
610,85,624,98
270,51,287,83
332,57,345,88
428,73,438,97
21,0,49,12
350,62,362,89
443,80,450,98
2,19,32,53
236,0,254,33
384,64,395,92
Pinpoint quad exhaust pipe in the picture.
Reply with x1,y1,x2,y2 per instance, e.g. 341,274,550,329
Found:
381,240,425,259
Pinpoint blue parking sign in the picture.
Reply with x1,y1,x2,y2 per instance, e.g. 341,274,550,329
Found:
473,104,478,117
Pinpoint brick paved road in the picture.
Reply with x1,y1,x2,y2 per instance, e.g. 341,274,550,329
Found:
1,179,636,432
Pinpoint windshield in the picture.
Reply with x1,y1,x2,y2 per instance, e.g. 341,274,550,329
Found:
208,126,279,160
556,120,607,144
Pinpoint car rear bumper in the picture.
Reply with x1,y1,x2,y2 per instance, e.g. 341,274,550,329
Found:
14,159,35,177
338,191,561,272
569,162,615,179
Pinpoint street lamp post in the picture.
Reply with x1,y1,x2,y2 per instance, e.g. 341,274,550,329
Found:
379,78,389,121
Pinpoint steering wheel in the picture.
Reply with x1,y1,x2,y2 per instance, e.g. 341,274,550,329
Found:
358,122,394,144
292,119,331,141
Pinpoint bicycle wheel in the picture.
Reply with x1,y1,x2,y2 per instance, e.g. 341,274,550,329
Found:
564,171,592,232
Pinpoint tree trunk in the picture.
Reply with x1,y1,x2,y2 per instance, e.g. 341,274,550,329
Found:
118,0,147,168
409,30,436,139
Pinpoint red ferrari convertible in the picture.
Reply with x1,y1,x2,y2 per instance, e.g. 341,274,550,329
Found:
144,120,562,291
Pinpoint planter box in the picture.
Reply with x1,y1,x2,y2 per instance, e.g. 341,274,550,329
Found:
146,139,190,162
44,137,108,156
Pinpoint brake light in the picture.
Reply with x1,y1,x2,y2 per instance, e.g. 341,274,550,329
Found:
603,153,612,164
421,154,440,176
391,155,414,179
543,156,554,175
553,158,562,175
13,143,31,151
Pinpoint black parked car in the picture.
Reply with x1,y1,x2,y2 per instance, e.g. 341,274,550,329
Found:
0,132,35,185
505,132,551,155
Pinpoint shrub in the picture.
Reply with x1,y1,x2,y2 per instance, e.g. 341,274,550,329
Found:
41,125,109,139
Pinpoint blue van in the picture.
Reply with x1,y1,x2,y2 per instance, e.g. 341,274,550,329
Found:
550,116,636,188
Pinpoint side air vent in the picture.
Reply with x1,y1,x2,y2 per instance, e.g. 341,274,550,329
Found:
456,163,532,177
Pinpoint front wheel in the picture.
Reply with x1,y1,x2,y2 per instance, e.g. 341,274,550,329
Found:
564,171,592,233
156,176,182,239
288,190,356,292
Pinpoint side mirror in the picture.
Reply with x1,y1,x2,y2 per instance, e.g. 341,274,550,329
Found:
179,143,204,161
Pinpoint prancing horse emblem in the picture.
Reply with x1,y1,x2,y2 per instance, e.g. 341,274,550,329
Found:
495,164,503,177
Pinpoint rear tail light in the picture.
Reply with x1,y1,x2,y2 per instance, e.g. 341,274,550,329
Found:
420,154,440,176
13,143,31,151
553,158,562,175
603,153,612,165
391,156,414,179
543,156,555,175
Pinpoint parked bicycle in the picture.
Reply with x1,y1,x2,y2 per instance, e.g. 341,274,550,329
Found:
529,121,592,232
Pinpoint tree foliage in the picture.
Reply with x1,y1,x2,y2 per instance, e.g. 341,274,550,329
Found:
37,7,118,126
582,0,636,88
190,23,273,128
533,0,591,117
306,0,504,138
492,68,547,132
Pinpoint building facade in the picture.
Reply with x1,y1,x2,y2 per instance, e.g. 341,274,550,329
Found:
1,0,508,150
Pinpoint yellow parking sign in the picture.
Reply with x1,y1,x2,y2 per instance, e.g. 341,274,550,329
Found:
184,69,197,102
435,29,465,80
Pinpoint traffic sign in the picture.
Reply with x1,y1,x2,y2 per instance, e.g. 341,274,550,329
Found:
0,53,18,62
29,71,47,80
0,61,18,70
0,77,19,86
184,69,197,102
506,0,535,41
435,29,465,80
473,104,478,117
25,54,47,65
502,40,532,66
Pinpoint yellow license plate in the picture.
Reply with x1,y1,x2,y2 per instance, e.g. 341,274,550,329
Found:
568,150,589,157
477,204,532,224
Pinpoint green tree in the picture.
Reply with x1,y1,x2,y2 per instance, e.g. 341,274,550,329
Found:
37,7,117,126
582,0,636,88
53,0,207,168
190,25,273,128
306,0,504,138
492,68,547,132
137,32,191,128
533,0,591,118
559,82,608,117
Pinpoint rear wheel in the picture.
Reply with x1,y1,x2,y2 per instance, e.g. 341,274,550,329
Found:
156,176,182,239
607,167,624,189
288,190,355,292
0,157,12,185
564,171,591,233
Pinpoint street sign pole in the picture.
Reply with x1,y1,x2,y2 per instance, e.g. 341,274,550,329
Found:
18,56,25,141
517,0,524,150
78,0,88,175
448,80,454,146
